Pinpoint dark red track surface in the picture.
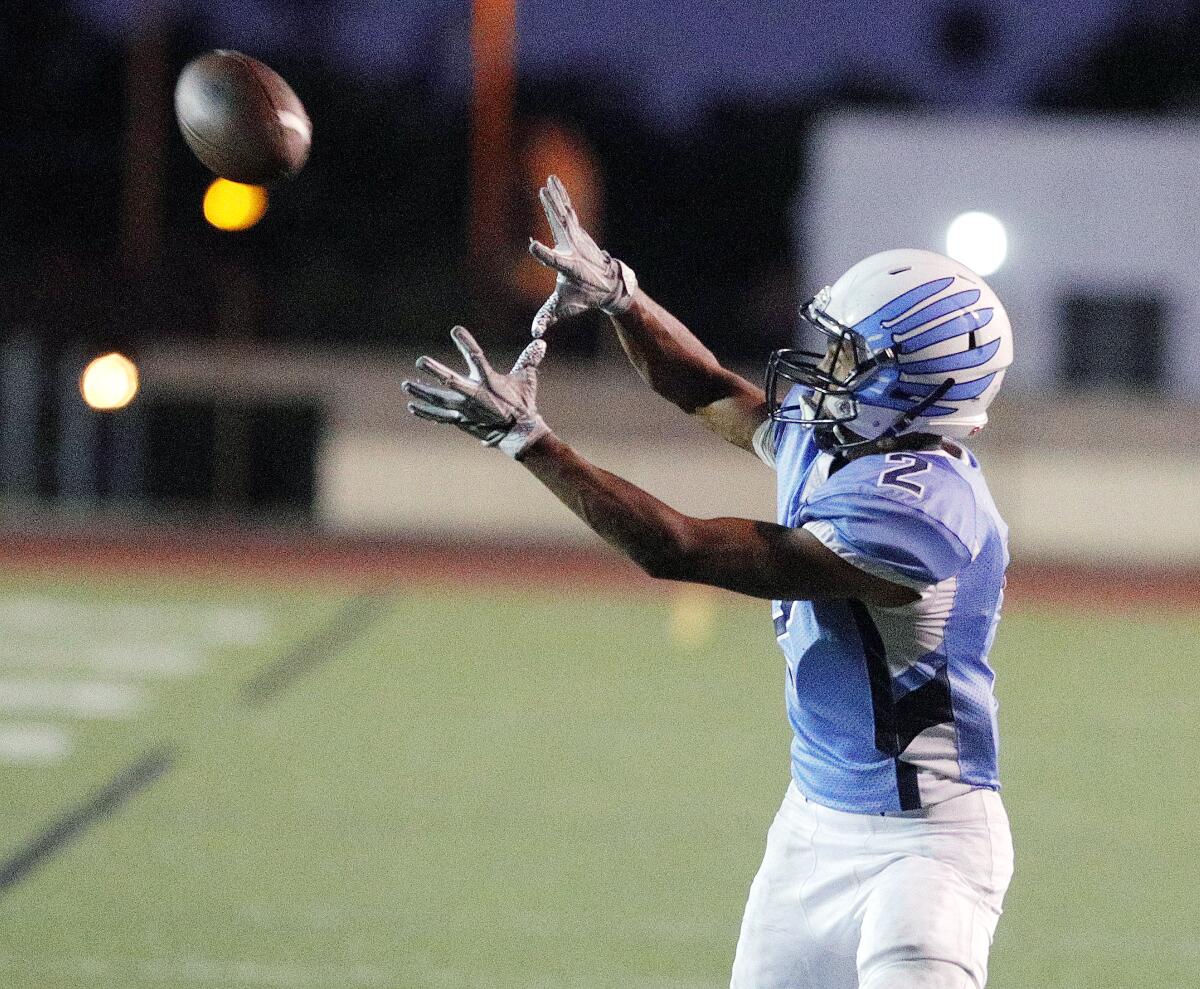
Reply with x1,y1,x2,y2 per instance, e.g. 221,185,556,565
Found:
2,530,1198,611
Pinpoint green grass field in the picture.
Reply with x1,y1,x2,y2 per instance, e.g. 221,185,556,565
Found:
0,568,1195,988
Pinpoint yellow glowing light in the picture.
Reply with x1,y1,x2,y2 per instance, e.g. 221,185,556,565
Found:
669,585,716,649
80,353,140,411
203,178,268,231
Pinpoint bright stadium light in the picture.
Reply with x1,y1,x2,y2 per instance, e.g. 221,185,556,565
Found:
946,211,1007,276
203,178,268,231
80,353,140,411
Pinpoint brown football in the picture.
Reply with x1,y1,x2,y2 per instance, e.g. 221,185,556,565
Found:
174,50,311,184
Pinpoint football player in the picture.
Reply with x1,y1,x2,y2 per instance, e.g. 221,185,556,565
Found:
403,175,1014,989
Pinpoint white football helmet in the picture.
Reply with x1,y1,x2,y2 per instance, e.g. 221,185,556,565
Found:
767,248,1014,452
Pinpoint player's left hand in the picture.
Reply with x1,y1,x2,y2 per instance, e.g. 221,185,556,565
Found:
403,326,550,459
528,174,638,338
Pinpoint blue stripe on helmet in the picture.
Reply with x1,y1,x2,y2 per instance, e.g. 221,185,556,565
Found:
900,335,1001,375
898,372,998,401
856,390,958,416
852,277,955,346
896,307,992,356
855,374,958,413
888,289,982,340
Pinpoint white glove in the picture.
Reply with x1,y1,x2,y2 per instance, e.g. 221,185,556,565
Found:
528,174,638,338
404,326,550,459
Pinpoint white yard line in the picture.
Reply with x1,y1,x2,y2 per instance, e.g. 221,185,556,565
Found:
0,596,271,647
0,593,274,685
141,957,395,988
86,642,202,675
0,642,202,677
0,723,70,763
0,954,724,989
0,680,144,718
0,955,399,988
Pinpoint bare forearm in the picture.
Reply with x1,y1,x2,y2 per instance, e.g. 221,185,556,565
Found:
518,434,918,606
518,435,842,599
610,293,768,450
519,433,694,574
609,293,731,410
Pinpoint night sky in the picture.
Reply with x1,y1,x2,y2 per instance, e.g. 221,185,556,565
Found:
75,0,1194,127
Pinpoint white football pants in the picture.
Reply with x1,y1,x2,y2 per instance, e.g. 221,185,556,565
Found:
730,782,1013,989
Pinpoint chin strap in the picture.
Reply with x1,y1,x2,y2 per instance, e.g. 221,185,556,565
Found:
877,377,956,445
830,377,957,459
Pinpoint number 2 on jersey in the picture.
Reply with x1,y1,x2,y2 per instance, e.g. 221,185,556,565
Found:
877,453,931,497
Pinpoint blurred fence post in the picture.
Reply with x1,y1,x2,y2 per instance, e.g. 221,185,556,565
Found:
211,268,263,511
120,0,168,277
54,347,98,504
107,403,147,504
469,0,516,312
0,330,42,498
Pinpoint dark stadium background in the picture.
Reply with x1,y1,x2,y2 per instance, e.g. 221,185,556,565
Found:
1,4,1196,988
5,1,1195,513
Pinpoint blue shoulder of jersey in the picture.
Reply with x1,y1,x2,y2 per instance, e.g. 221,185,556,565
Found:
799,452,977,587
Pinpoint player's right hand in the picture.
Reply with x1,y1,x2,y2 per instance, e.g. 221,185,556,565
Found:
403,327,550,460
528,174,638,338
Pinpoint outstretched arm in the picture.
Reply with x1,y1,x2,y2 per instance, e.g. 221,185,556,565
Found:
403,329,915,607
607,292,768,452
519,434,913,605
529,175,768,452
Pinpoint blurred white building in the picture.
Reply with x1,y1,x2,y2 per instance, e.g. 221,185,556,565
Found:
803,112,1200,397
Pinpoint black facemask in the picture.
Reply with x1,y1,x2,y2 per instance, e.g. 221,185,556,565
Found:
765,295,954,455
